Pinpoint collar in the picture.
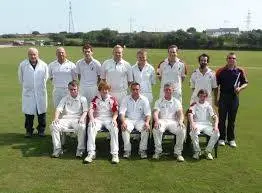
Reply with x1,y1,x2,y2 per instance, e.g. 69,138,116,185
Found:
196,67,212,74
97,93,110,101
56,59,68,65
84,57,94,65
113,59,124,65
69,94,80,101
197,101,209,107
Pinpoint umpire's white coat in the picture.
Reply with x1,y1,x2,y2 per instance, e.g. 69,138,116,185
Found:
18,59,48,115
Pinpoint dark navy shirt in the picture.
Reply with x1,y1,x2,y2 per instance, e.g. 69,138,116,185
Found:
216,66,248,95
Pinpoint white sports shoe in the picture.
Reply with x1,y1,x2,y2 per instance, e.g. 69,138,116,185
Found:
218,140,225,146
123,151,131,159
52,149,63,158
76,149,85,158
84,153,96,163
192,152,200,160
152,153,161,160
111,154,119,164
206,152,213,160
229,140,237,148
177,155,185,162
139,150,147,159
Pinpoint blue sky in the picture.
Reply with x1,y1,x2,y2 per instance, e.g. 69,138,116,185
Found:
1,0,261,34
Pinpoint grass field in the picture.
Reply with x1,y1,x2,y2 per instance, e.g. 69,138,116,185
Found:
0,47,261,193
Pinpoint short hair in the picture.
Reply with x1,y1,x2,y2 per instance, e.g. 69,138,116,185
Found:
197,89,208,97
82,43,93,52
68,80,78,88
137,48,147,56
198,53,210,63
28,47,38,55
130,82,140,88
168,45,178,52
113,44,123,51
227,52,236,58
163,82,174,90
98,81,111,91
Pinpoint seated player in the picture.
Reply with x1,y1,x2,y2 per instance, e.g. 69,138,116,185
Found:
188,89,220,160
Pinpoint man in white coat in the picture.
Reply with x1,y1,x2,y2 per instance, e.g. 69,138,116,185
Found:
18,48,48,137
48,47,77,107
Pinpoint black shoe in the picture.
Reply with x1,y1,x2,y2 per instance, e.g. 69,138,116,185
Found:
38,131,45,137
25,132,33,138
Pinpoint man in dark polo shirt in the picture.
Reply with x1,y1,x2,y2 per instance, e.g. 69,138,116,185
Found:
214,52,248,147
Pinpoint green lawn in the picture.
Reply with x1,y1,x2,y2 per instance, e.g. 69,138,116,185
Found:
0,47,261,193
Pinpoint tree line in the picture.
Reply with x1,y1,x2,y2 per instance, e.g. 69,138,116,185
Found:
2,28,262,50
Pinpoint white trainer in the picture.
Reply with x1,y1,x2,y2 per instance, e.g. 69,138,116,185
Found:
123,151,131,159
111,154,119,164
139,150,147,159
218,140,225,146
177,155,185,162
76,149,85,158
52,149,63,158
192,152,200,160
84,153,95,163
152,153,161,160
229,140,237,148
206,152,213,160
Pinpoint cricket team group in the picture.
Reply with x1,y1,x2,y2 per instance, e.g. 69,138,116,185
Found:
18,44,248,164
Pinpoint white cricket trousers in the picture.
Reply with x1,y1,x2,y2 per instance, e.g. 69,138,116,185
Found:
122,119,149,152
153,119,186,155
189,123,220,153
80,85,98,104
87,118,119,155
50,119,86,151
53,87,68,107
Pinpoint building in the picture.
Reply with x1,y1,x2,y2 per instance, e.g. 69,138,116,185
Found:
206,28,240,37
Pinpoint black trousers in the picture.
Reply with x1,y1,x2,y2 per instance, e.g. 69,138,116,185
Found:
25,113,46,133
218,94,239,141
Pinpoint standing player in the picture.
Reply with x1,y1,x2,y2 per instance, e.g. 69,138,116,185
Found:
157,45,187,103
18,48,48,137
190,54,217,105
48,47,77,107
188,89,220,160
100,45,133,104
132,49,156,104
215,52,248,147
75,43,101,103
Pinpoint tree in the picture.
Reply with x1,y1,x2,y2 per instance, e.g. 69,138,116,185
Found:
32,31,40,35
48,33,66,45
186,27,197,34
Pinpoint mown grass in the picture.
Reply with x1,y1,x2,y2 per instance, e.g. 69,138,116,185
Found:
0,47,261,193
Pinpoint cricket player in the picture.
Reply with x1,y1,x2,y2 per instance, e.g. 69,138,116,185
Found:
120,82,151,159
48,47,77,107
188,89,220,160
132,49,156,104
190,53,217,105
157,45,187,103
50,80,87,158
84,82,120,164
152,83,186,162
100,45,133,104
75,43,101,103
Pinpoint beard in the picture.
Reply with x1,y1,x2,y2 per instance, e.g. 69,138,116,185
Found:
200,63,207,69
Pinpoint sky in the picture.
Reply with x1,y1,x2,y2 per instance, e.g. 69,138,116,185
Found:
0,0,262,34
